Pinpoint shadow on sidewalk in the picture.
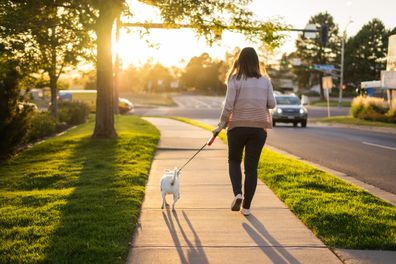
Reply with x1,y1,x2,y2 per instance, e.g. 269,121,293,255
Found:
242,215,301,264
162,209,209,264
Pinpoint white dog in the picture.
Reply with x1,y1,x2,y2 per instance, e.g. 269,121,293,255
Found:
160,168,180,211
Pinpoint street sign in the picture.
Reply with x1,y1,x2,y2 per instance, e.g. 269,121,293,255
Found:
387,34,396,71
304,24,317,39
361,80,381,89
322,76,333,90
314,64,335,71
291,58,301,66
381,71,396,89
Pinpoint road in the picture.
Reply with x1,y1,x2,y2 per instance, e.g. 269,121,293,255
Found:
135,95,396,194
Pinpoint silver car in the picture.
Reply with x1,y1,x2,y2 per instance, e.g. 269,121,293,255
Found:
271,94,308,127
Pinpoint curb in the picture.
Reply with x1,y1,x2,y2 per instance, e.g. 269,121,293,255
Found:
311,121,396,135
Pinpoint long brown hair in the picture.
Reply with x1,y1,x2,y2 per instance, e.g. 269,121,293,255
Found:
227,47,262,82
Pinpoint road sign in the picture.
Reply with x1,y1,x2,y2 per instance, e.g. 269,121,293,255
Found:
387,34,396,71
314,64,335,71
381,71,396,89
322,76,333,90
304,24,317,39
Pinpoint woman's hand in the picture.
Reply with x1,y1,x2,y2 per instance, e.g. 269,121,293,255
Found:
212,126,222,135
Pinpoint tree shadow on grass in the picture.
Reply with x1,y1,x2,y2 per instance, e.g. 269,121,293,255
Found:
42,137,143,264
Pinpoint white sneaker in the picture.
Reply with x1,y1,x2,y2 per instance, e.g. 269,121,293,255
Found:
231,194,243,211
241,208,251,216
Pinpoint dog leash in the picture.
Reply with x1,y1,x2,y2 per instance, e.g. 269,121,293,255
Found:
177,131,219,174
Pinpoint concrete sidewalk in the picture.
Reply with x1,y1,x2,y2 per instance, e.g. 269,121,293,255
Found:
127,118,342,264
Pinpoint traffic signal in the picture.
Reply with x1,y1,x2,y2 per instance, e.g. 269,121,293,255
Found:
320,25,329,45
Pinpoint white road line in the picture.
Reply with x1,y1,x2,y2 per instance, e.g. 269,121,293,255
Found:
362,141,396,151
191,97,213,108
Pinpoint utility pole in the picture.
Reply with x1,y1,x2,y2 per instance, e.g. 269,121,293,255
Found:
339,35,345,106
338,20,353,106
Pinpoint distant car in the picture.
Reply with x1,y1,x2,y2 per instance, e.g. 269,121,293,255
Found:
118,98,134,114
58,90,96,112
58,90,134,114
18,102,38,111
271,94,308,127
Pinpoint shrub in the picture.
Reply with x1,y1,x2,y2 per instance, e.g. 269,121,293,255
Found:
363,97,389,115
386,107,396,123
351,96,395,123
28,112,57,141
350,96,365,118
58,101,90,126
0,50,33,159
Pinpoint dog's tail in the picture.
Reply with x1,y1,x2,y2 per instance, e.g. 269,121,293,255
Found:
170,168,178,186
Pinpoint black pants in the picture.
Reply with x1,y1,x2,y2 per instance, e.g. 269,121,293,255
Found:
227,127,267,209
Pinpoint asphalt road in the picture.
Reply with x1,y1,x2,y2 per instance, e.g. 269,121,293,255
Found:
136,95,396,194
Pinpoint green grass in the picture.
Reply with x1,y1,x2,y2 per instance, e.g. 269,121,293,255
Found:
310,100,351,107
312,115,396,128
173,117,396,249
0,115,159,263
120,92,177,106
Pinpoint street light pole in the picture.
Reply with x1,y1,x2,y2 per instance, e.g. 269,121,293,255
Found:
339,20,353,106
339,34,345,106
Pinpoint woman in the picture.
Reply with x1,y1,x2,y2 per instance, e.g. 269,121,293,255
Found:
213,47,276,216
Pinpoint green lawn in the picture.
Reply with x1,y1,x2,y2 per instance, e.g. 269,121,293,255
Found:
312,115,396,129
0,115,159,263
173,117,396,249
120,92,177,106
310,100,351,107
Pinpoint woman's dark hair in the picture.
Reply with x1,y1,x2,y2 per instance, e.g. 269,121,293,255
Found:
227,47,262,81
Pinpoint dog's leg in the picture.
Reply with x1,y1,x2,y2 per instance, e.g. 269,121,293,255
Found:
161,191,166,209
172,193,179,211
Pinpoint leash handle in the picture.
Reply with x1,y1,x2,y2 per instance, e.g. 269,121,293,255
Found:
207,131,219,146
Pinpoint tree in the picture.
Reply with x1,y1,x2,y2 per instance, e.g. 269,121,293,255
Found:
0,1,93,118
344,19,389,89
181,53,226,94
147,63,173,92
70,0,285,138
294,12,341,98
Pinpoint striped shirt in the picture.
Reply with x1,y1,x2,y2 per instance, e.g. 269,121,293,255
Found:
218,75,276,130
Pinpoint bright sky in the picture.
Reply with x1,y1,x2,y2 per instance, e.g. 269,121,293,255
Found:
115,0,396,68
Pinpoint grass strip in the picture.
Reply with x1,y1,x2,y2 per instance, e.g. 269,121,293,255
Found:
121,92,177,106
172,117,396,249
311,115,396,128
310,100,351,107
0,115,159,263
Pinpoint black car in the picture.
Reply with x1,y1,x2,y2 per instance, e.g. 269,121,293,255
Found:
271,94,308,127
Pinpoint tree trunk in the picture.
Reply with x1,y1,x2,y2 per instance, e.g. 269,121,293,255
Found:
113,16,121,115
319,71,324,100
318,45,325,100
49,73,58,118
50,44,58,118
92,7,117,138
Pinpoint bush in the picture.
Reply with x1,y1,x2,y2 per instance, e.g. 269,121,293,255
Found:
28,112,57,141
58,101,90,126
350,96,394,123
350,96,365,118
0,50,33,159
386,107,396,123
